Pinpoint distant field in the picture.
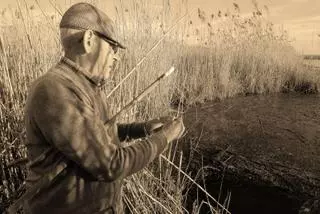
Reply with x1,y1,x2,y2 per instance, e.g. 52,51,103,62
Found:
303,58,320,68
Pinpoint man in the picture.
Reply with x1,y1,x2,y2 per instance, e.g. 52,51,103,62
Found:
23,3,185,214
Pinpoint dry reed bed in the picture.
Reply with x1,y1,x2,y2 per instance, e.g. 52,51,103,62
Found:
0,0,319,213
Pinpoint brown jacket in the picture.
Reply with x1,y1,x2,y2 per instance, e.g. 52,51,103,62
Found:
24,57,167,214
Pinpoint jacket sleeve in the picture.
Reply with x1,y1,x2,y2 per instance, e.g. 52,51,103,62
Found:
31,79,168,182
117,123,148,141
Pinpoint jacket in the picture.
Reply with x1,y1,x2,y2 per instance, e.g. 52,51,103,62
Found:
24,57,168,214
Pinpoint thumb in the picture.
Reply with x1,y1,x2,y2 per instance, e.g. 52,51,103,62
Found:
151,122,164,130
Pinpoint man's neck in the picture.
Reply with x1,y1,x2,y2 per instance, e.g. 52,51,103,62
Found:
63,54,105,87
65,53,93,73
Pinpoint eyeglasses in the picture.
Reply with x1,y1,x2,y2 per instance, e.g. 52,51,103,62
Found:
93,31,119,54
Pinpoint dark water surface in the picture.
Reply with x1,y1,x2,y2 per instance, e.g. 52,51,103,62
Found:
182,93,320,214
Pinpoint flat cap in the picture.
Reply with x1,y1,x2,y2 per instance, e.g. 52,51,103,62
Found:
60,3,125,49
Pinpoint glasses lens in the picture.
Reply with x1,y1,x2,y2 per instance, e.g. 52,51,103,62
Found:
111,45,118,54
94,31,119,54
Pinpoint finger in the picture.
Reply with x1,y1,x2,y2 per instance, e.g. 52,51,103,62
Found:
179,129,187,138
177,125,186,139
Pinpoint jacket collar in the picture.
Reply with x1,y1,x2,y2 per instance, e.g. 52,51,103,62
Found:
60,57,106,88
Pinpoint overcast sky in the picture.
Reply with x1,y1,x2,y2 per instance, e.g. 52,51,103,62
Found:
0,0,319,54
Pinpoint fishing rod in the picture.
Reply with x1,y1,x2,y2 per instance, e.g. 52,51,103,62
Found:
105,66,175,124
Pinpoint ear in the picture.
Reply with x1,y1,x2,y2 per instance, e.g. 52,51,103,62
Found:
83,30,95,54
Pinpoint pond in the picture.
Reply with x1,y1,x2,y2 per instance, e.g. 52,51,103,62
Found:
182,93,320,214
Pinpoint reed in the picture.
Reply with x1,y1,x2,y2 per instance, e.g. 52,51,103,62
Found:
0,0,319,213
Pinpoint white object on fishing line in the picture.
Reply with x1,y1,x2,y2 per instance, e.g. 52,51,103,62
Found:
164,66,175,77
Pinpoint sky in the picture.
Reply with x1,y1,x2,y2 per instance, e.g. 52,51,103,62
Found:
0,0,319,54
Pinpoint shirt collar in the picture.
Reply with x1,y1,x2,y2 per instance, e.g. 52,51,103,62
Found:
60,57,106,87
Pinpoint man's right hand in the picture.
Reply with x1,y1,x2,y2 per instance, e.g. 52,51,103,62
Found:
160,116,185,142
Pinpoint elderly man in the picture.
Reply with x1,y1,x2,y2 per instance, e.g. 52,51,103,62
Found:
22,3,185,214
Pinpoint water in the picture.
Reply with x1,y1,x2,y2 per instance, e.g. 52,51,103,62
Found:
183,93,320,214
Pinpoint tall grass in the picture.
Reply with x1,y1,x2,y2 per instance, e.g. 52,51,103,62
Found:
0,0,319,213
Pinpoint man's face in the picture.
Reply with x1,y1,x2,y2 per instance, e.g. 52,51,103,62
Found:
93,35,119,80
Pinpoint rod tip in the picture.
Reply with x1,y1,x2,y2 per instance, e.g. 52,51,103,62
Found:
165,66,175,77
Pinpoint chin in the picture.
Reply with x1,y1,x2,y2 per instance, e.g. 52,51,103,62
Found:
104,72,111,79
101,68,109,78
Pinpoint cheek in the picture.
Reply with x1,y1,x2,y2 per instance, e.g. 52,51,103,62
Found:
93,40,103,61
104,49,114,67
101,53,113,76
98,45,109,68
107,53,114,66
